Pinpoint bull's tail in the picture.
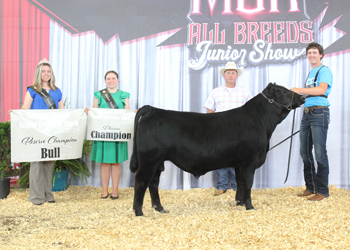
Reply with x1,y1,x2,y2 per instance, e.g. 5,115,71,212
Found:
129,105,153,173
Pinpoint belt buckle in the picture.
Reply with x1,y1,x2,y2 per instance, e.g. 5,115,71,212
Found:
304,107,309,114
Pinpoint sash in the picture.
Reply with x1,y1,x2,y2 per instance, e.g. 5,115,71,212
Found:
304,66,328,99
28,86,57,109
99,88,119,109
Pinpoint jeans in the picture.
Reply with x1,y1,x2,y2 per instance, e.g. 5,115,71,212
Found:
216,167,237,191
300,107,330,196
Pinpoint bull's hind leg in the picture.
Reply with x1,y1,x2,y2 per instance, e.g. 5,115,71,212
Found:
149,167,167,213
133,171,148,216
133,166,158,216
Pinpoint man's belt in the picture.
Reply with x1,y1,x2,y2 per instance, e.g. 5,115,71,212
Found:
304,106,327,114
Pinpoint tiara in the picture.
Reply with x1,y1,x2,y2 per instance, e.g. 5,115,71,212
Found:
37,58,51,66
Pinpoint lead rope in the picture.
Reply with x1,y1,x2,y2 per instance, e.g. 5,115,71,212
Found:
284,109,297,184
267,109,299,183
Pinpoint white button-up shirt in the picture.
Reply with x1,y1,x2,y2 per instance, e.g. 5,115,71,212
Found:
204,84,252,112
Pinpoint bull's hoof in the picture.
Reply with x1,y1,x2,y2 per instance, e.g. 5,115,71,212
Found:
153,205,168,213
236,200,245,206
246,206,255,210
133,209,144,217
158,209,168,214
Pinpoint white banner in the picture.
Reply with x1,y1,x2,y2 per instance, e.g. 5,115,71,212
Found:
11,109,87,162
86,109,135,141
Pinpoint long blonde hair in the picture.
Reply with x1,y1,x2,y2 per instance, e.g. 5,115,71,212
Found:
31,60,57,92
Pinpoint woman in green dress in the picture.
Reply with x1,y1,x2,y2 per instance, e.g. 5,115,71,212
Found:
89,70,130,199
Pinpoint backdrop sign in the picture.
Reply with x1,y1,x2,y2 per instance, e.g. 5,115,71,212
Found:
11,109,87,162
86,109,135,142
186,0,312,70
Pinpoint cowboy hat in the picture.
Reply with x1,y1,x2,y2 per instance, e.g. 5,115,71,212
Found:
219,62,244,77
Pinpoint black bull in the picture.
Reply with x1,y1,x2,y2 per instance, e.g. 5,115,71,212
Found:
130,83,305,216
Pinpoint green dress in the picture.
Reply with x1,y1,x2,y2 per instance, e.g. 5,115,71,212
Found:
90,90,130,164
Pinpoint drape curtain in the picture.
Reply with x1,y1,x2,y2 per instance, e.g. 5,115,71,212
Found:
0,0,49,121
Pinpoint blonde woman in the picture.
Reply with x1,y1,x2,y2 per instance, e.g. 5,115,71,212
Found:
20,59,64,205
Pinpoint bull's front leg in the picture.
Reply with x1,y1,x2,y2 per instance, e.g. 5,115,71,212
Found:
243,187,254,210
234,166,244,206
133,171,149,216
241,169,256,210
149,169,167,213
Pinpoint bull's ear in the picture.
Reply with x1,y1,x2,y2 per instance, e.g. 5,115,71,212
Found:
264,83,273,95
265,83,272,90
273,82,276,85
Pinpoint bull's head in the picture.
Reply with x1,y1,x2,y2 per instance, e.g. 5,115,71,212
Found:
262,83,305,110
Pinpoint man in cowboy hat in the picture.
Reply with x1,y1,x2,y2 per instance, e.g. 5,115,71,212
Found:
204,61,252,196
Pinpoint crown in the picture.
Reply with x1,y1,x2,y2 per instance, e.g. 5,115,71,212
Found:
37,58,51,67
